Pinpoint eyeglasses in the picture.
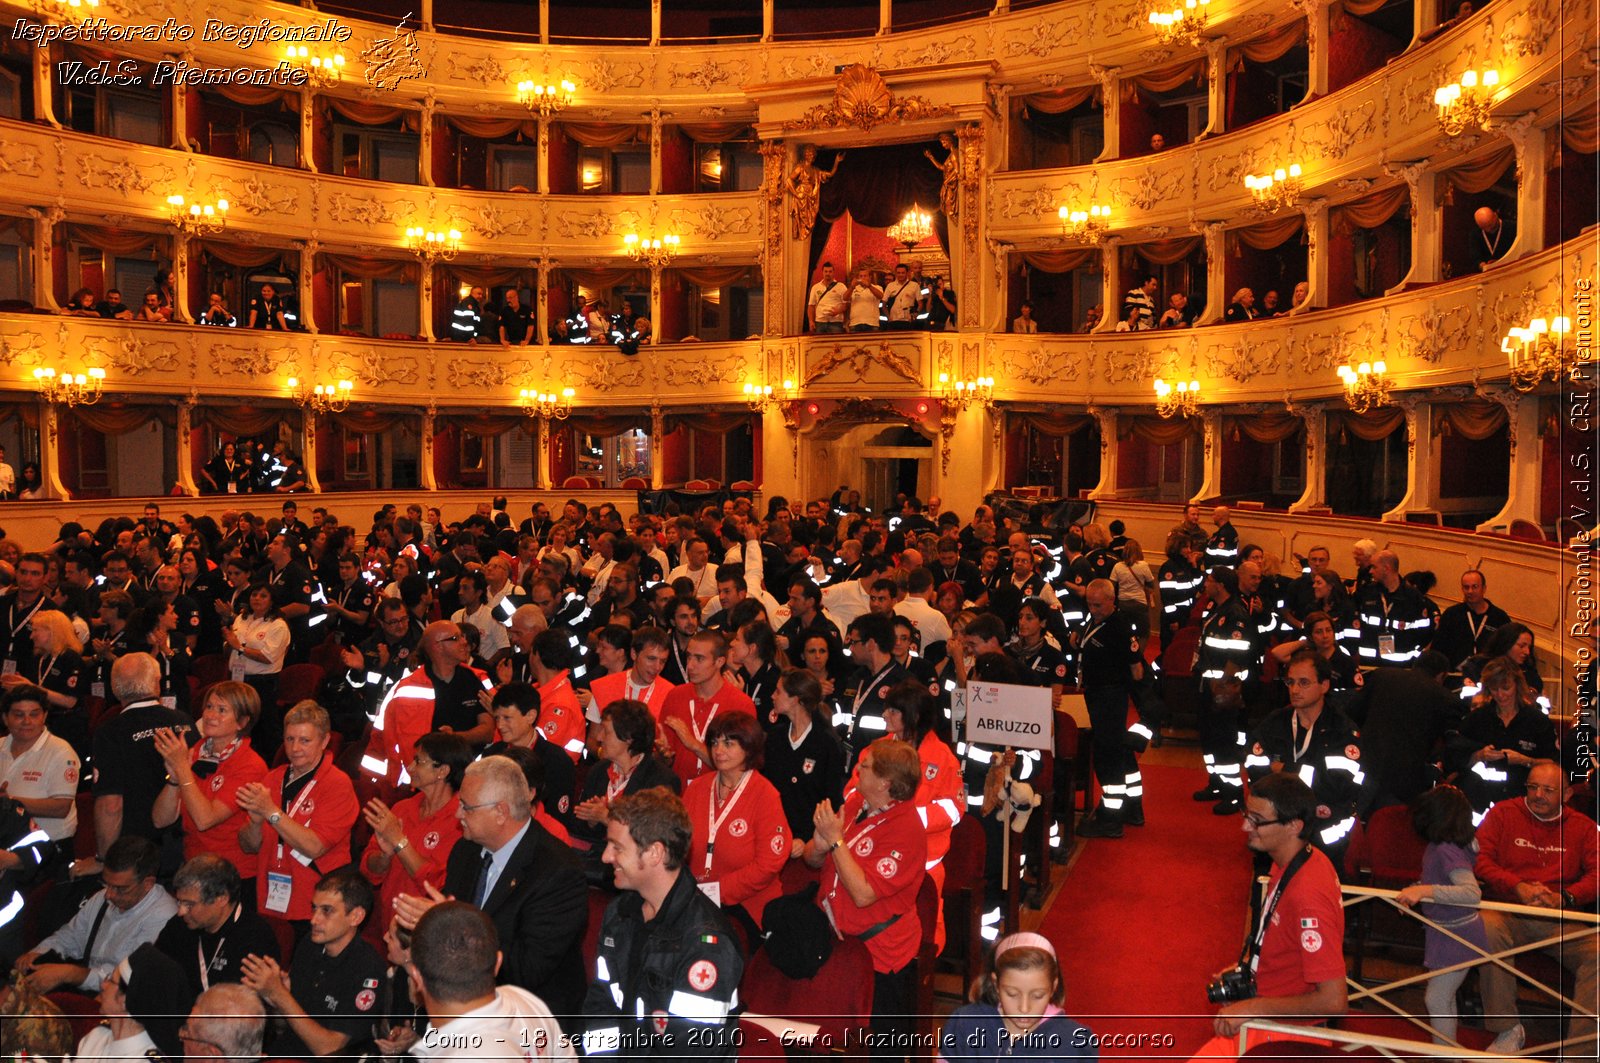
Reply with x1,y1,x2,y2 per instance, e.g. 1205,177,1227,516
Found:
459,799,503,813
1243,812,1285,828
1525,783,1560,795
434,634,462,644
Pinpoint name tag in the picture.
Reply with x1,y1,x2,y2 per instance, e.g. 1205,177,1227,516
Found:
264,870,293,914
697,880,722,906
229,656,247,683
226,481,237,494
1378,634,1396,657
160,695,176,710
1,660,15,677
91,681,105,699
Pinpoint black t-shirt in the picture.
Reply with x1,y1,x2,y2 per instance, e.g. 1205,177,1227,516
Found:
1,595,60,671
271,936,388,1058
155,904,284,998
91,699,194,843
265,561,316,642
499,304,535,344
330,579,379,644
422,664,489,736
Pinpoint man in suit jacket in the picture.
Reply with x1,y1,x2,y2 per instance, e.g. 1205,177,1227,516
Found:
395,755,587,1029
1350,651,1464,815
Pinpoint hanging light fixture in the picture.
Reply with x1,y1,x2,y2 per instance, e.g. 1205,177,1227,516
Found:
887,205,933,251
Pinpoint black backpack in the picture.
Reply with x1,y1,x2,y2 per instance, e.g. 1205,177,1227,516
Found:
759,881,833,978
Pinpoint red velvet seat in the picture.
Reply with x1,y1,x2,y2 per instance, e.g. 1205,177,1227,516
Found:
273,663,325,710
739,936,875,1055
940,814,987,991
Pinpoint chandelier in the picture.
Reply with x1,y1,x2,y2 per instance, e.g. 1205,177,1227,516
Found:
1434,68,1498,138
1149,0,1210,47
1153,377,1199,419
405,226,463,262
167,194,228,236
1244,164,1303,213
284,45,345,89
1502,316,1571,393
938,373,995,410
33,366,104,406
520,387,575,419
288,377,353,414
1058,203,1111,245
516,78,577,119
887,206,933,251
622,232,680,268
1336,361,1391,414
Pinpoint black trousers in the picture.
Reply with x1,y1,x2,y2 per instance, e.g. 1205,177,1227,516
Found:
1084,683,1136,809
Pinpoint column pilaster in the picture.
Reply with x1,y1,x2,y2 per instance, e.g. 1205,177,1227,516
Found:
1087,406,1119,498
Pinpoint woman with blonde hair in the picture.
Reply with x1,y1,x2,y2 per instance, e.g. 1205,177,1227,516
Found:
1454,657,1557,809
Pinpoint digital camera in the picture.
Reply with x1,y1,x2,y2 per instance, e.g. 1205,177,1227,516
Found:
1206,966,1257,1005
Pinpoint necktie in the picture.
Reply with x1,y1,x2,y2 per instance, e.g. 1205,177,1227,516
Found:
473,849,493,906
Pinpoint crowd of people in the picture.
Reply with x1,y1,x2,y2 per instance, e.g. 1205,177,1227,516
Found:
806,260,958,334
59,275,302,332
0,489,1590,1060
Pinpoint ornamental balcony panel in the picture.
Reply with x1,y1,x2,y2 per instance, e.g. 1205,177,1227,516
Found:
0,237,1588,410
0,122,762,259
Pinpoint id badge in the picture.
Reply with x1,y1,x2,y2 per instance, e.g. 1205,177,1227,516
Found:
91,681,105,699
160,695,177,710
265,870,293,914
229,655,247,683
1,660,15,677
227,482,237,494
1378,634,1396,657
697,880,722,906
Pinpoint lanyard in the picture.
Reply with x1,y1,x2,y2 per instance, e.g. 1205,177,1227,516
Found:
197,925,230,991
35,651,61,686
827,802,897,898
1246,847,1313,971
274,769,320,863
1080,620,1107,649
1466,609,1489,647
852,664,894,715
688,696,719,745
703,771,752,874
671,638,688,678
1288,713,1317,763
9,596,45,640
626,675,660,710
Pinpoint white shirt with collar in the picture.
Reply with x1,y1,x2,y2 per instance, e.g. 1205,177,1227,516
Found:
0,727,79,840
34,882,177,990
412,984,573,1062
894,596,953,648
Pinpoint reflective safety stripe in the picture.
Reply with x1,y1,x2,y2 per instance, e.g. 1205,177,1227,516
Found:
0,888,24,930
583,1028,622,1054
916,806,928,826
307,613,326,627
1319,816,1356,845
596,957,610,982
1204,636,1254,651
1471,761,1508,782
610,983,624,1007
1128,723,1154,741
668,989,731,1023
1244,754,1272,769
1324,754,1362,780
564,738,587,755
966,794,985,807
360,753,389,777
831,711,854,728
933,798,962,823
1459,684,1481,700
1297,763,1316,787
366,671,384,685
857,716,888,732
397,764,411,786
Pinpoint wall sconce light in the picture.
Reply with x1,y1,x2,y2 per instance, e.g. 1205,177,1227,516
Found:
520,387,575,419
1502,316,1571,393
516,77,577,118
1244,164,1303,213
1336,360,1390,413
167,194,228,236
405,226,463,262
1057,204,1111,245
1153,377,1199,418
33,365,104,406
288,377,353,414
1149,0,1210,47
622,232,680,268
1434,68,1498,137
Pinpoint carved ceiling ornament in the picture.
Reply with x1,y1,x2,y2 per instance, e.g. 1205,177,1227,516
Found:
782,65,956,134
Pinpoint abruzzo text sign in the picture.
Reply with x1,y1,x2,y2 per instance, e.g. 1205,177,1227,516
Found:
964,681,1053,752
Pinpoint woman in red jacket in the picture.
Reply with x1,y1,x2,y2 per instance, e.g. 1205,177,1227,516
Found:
847,679,963,950
683,709,791,941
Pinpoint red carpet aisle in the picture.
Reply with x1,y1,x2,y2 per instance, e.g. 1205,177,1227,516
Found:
1041,762,1252,1058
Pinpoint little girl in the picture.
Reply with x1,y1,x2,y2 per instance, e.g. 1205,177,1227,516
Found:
1395,785,1492,1048
939,932,1097,1062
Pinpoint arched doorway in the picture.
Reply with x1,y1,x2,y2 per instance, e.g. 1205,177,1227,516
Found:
799,399,942,513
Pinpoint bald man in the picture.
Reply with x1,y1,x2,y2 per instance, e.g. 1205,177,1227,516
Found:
363,621,494,792
1473,205,1514,271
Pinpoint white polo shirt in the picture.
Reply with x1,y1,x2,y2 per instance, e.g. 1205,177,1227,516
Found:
0,728,79,840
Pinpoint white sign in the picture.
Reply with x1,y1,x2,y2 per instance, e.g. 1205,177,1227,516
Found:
964,681,1054,752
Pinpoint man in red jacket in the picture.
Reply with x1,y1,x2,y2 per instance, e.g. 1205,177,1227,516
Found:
1474,762,1599,1052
